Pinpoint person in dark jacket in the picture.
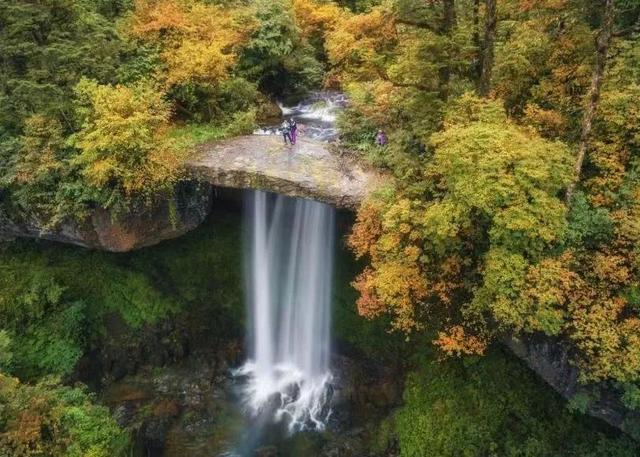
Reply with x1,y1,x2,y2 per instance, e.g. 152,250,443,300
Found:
281,120,293,145
289,118,298,145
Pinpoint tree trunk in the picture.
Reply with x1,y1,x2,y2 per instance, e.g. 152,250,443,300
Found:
565,0,615,205
478,0,497,96
439,0,457,100
472,0,481,80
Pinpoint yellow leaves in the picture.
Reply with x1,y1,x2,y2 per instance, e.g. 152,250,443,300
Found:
431,95,573,255
353,258,428,333
163,41,234,87
325,5,396,82
570,295,640,383
292,0,345,39
129,0,254,87
73,79,187,200
344,80,398,125
434,326,487,357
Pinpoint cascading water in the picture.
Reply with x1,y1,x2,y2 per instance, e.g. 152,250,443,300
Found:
236,190,336,432
253,91,347,142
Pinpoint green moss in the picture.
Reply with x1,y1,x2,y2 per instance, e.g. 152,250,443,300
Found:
169,123,229,148
394,348,640,457
127,204,245,340
0,205,245,379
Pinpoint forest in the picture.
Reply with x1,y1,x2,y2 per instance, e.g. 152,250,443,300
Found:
1,0,640,455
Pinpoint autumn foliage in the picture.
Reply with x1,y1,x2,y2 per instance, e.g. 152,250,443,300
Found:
129,0,255,88
73,79,186,203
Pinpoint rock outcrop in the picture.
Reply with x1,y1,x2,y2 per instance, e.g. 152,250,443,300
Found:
187,135,383,209
1,136,382,251
505,334,640,439
0,182,212,252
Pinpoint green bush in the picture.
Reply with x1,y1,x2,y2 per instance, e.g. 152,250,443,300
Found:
0,276,86,380
224,109,258,137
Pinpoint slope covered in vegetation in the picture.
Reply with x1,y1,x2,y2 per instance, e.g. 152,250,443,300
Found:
2,0,640,454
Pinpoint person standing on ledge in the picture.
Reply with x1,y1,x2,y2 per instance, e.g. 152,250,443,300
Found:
289,118,298,145
281,120,293,145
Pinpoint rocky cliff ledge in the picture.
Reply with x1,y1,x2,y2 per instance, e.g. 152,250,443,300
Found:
187,135,383,209
505,334,640,439
0,136,381,251
0,183,212,252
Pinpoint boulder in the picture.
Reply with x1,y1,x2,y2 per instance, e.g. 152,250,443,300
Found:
0,182,212,252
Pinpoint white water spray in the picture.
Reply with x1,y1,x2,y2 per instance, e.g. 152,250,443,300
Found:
254,91,347,142
236,190,335,432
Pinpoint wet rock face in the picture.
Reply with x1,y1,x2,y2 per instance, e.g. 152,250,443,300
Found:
505,334,640,439
0,182,212,252
187,136,383,210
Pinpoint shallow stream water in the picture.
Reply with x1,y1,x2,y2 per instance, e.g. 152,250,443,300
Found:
253,92,347,142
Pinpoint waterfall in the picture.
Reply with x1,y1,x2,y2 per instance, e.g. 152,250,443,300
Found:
236,190,335,432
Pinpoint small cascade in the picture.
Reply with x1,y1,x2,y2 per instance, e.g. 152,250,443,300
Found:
236,190,336,432
254,91,347,143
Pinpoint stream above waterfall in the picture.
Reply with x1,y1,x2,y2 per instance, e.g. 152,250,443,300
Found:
253,91,347,142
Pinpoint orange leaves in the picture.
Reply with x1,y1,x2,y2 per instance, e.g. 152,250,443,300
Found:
591,253,630,286
349,195,467,333
130,0,187,35
349,198,431,332
0,375,62,457
523,104,567,138
434,326,487,357
348,200,383,259
352,268,386,320
129,0,254,87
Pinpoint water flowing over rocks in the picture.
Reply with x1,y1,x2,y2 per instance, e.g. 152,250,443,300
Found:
187,135,382,209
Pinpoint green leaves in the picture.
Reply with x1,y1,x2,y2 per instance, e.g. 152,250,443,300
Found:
238,0,324,97
0,0,123,135
0,276,86,380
